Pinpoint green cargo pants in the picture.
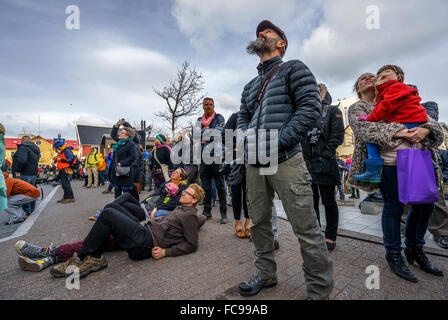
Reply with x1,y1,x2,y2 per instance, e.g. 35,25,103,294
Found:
246,151,334,299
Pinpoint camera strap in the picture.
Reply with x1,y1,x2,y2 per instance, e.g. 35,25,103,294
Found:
256,62,284,103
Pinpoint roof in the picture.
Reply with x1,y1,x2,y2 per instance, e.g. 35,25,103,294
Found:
75,124,112,146
44,139,79,150
5,137,79,150
5,138,20,149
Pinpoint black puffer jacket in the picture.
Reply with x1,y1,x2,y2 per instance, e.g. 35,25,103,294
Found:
12,142,40,177
308,92,345,186
238,56,322,166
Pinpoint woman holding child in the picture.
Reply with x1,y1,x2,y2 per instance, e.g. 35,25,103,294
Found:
347,67,444,282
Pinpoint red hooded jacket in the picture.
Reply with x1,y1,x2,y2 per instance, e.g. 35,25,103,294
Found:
368,80,428,123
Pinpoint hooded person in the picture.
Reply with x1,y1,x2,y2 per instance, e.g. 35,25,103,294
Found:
85,147,100,188
54,141,75,203
97,153,107,186
12,136,40,213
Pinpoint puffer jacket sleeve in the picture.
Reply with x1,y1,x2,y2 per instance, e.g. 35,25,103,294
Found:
279,61,322,149
237,84,253,132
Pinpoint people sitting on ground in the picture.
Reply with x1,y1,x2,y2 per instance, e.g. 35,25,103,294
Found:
15,184,206,280
92,168,188,221
1,170,40,225
144,182,180,219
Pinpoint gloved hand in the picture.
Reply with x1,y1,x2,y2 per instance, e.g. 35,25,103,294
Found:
357,114,369,121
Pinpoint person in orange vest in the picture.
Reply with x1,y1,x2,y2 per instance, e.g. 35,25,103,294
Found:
2,172,40,225
53,141,75,203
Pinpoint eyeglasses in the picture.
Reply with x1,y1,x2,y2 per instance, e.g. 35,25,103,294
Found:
182,190,194,197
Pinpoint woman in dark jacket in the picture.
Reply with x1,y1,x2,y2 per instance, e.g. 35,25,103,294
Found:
309,84,345,251
110,122,138,201
150,134,173,189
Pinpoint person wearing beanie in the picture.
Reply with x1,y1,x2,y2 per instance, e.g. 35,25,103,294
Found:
54,141,75,203
238,20,333,300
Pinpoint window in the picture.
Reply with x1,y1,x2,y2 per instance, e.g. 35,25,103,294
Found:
35,140,42,145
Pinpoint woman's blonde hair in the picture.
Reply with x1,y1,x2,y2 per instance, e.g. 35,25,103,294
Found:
0,123,5,135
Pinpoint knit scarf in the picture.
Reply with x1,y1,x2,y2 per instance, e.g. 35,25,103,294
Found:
201,112,215,128
113,138,131,151
171,179,187,186
155,143,173,152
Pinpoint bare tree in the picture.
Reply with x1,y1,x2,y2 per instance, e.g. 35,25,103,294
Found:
154,61,205,140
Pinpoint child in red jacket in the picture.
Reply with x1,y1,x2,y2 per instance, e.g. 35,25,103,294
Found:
355,65,428,183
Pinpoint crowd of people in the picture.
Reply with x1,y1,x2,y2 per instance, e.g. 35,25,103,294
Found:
2,19,448,300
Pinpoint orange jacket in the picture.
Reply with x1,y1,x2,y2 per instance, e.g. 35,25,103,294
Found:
56,147,70,170
3,172,40,199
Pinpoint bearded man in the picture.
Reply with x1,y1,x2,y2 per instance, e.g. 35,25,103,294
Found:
196,98,228,224
237,20,334,300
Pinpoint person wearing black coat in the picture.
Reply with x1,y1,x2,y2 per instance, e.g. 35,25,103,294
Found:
224,112,250,238
110,121,139,201
150,134,173,189
12,136,40,213
237,20,333,300
310,84,345,250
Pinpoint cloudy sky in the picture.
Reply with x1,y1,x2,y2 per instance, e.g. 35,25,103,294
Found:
1,0,447,139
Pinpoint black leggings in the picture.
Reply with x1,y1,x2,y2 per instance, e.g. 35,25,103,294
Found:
230,179,249,220
79,197,153,261
312,184,339,241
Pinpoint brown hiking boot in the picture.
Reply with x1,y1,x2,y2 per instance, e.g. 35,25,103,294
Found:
78,255,108,279
50,253,83,278
60,198,75,204
102,190,112,194
56,199,64,203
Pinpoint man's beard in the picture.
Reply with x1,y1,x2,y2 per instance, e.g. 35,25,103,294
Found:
204,109,214,117
246,37,279,57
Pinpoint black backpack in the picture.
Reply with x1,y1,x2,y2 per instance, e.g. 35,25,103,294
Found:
70,155,81,170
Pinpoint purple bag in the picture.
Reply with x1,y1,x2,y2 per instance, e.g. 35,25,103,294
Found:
397,148,438,205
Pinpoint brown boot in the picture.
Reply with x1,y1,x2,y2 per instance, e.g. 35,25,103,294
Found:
235,220,245,239
244,219,251,239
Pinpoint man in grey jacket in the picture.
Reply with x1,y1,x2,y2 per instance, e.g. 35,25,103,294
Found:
16,184,207,277
12,136,40,214
237,20,333,300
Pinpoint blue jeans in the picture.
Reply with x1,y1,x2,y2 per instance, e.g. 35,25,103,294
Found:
154,209,170,218
17,176,37,214
379,165,434,254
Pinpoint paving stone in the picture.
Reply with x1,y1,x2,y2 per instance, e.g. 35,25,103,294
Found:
1,182,447,300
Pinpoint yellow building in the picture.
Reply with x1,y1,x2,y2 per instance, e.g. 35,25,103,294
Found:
5,135,79,166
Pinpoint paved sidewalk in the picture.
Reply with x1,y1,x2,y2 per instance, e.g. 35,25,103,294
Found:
0,181,447,300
